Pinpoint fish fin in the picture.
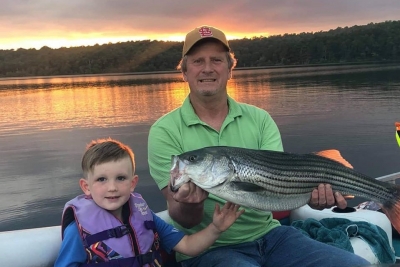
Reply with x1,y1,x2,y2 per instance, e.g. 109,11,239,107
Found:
314,149,353,169
231,181,265,192
381,185,400,235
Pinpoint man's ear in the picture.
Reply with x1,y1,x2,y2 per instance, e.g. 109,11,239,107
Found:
79,178,91,196
182,73,187,82
131,175,139,192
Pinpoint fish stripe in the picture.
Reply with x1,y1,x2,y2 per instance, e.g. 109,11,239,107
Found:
224,148,395,204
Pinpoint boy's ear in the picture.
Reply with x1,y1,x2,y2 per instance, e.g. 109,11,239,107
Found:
79,178,91,196
131,175,139,192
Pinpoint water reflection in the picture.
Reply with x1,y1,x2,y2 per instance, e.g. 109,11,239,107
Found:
0,64,400,231
1,64,399,137
0,76,190,135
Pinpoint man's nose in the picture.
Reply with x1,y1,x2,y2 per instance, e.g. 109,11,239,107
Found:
202,60,214,73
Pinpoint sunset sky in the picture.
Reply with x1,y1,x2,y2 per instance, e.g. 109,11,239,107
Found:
1,0,399,50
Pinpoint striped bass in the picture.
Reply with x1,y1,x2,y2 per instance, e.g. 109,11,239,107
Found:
169,146,400,233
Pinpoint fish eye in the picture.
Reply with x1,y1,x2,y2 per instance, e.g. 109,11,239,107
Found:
188,155,197,162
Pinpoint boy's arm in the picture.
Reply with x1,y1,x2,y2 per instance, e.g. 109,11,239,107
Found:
54,222,87,267
173,202,244,256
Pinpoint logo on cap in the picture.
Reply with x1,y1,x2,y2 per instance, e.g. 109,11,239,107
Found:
198,27,213,38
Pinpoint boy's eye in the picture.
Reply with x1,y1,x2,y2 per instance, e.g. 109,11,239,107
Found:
117,176,126,181
96,177,106,182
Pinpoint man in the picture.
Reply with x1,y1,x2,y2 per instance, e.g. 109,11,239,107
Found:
148,25,369,267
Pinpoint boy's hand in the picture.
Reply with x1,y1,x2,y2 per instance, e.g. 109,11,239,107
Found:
211,202,244,233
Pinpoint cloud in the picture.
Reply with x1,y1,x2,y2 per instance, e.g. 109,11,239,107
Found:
1,0,399,49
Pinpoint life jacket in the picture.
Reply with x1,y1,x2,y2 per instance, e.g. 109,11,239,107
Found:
62,192,162,267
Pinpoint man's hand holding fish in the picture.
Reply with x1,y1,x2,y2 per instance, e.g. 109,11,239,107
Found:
309,183,347,210
169,180,209,204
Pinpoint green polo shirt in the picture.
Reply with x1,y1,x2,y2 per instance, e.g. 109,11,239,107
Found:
148,96,283,261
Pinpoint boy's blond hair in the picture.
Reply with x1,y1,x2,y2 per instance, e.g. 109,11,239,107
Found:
81,138,135,178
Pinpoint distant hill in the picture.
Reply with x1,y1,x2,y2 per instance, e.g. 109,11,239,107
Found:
0,20,399,78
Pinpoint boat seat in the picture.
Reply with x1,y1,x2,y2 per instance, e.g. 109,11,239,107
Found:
290,205,395,264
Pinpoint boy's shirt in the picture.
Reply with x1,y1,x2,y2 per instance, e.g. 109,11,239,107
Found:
54,211,184,267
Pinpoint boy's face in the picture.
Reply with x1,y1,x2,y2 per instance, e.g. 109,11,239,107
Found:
79,157,138,220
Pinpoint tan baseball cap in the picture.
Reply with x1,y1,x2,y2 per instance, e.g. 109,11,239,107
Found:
182,25,230,57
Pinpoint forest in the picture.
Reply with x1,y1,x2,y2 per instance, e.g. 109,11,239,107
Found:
0,20,399,78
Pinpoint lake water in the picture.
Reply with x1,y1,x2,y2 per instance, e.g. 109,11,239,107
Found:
0,64,399,232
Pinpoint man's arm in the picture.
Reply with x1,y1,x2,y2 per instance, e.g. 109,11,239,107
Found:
148,123,208,228
161,181,208,228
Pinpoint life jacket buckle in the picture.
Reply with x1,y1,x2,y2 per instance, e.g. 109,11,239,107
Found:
138,251,156,266
107,224,130,238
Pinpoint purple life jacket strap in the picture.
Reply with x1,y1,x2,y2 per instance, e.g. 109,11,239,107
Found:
144,220,156,231
80,251,157,267
83,225,130,247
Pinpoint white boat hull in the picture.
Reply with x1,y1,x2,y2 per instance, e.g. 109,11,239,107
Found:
0,207,394,266
1,172,399,266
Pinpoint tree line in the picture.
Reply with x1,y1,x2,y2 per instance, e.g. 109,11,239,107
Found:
1,20,399,78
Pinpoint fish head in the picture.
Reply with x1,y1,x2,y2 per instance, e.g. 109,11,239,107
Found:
170,147,233,192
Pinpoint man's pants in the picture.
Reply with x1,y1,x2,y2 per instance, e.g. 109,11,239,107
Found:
181,225,370,267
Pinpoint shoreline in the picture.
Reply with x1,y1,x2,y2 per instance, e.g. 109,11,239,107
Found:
1,60,400,81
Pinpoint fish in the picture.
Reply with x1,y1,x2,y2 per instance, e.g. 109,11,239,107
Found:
169,146,400,233
396,122,400,147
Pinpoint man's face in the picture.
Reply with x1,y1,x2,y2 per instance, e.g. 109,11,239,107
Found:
183,41,231,97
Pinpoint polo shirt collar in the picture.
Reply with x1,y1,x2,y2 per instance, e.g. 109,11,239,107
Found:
181,95,243,127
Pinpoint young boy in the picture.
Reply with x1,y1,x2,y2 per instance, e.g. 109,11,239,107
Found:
54,138,243,267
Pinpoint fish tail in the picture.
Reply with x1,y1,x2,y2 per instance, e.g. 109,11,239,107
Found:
381,184,400,234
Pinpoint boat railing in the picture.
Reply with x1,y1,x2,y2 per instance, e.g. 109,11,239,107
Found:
375,171,400,184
